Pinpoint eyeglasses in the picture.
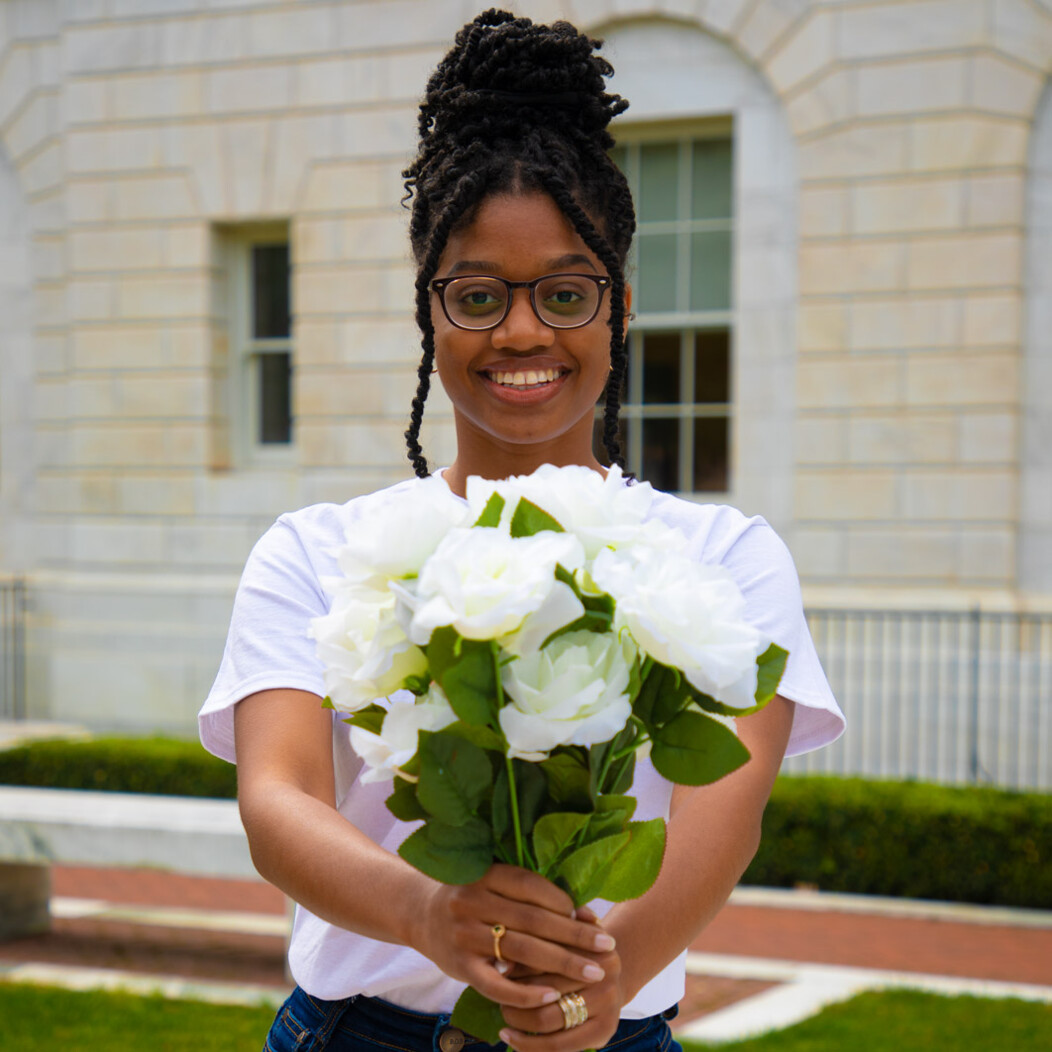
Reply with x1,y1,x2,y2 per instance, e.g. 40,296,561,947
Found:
430,273,611,331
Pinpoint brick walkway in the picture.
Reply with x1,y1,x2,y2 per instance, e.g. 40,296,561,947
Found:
0,865,1048,1032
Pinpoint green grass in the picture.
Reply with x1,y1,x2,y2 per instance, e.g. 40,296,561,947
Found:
681,989,1052,1052
0,983,276,1051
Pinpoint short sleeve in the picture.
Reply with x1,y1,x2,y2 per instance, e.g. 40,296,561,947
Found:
198,515,333,763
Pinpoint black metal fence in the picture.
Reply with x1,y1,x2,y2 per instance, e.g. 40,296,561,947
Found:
0,577,25,720
784,608,1052,790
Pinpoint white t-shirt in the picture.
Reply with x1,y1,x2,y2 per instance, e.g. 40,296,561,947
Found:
199,474,844,1017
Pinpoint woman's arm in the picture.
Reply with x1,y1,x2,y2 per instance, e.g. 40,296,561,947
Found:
498,695,794,1050
234,687,615,1009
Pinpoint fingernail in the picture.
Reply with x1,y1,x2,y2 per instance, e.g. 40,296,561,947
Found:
583,963,605,981
499,1030,513,1046
594,932,616,951
541,989,560,1004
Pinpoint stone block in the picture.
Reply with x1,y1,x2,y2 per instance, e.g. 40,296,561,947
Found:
206,63,293,114
0,46,33,128
960,528,1015,583
165,520,265,570
298,419,406,470
19,140,63,196
165,224,210,268
962,293,1022,346
958,411,1018,464
909,116,1029,172
66,179,110,223
845,526,958,581
110,70,205,121
30,234,64,282
906,234,1022,291
905,351,1019,407
63,21,163,75
798,355,901,409
110,174,198,221
857,57,968,118
72,326,168,370
795,468,898,520
991,0,1052,73
798,122,910,180
66,76,109,124
797,301,849,352
159,12,246,65
342,214,413,263
790,526,846,579
971,53,1045,117
293,218,342,265
736,0,809,62
70,227,166,272
5,90,59,161
852,179,964,235
70,520,167,564
848,412,956,466
838,0,986,58
0,863,50,939
116,273,209,320
795,415,848,464
300,160,398,214
296,368,387,417
701,0,752,36
117,375,211,419
116,475,196,517
800,240,905,295
800,185,850,238
785,67,855,137
966,173,1024,228
69,277,115,321
248,5,333,58
848,296,961,351
765,8,835,94
902,469,1016,522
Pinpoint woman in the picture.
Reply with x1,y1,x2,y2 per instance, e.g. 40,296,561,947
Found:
199,11,844,1052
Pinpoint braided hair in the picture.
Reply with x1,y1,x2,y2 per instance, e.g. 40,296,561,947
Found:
402,8,636,478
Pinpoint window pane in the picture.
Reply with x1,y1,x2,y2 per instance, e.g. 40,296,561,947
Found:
252,243,290,339
259,351,292,444
691,139,733,220
638,233,678,313
641,418,679,491
694,330,730,403
638,143,679,223
693,416,729,492
690,230,731,311
642,332,680,404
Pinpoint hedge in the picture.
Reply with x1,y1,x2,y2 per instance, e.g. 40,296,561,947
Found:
0,736,237,799
744,775,1051,910
1,739,1048,909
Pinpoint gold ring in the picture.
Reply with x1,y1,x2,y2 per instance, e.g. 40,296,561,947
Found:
557,992,588,1030
491,923,507,963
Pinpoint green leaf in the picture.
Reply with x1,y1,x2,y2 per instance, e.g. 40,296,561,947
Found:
386,775,427,822
416,731,492,826
321,697,335,710
650,709,752,786
509,497,564,537
512,758,549,837
756,643,789,704
586,804,631,842
589,723,638,798
597,794,637,821
540,608,613,649
398,816,493,884
427,631,497,727
554,832,630,907
341,704,386,734
445,720,505,753
403,674,432,696
541,751,594,812
473,492,506,529
596,819,666,902
533,811,591,872
451,986,505,1045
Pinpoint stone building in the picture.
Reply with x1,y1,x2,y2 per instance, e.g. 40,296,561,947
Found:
0,0,1049,763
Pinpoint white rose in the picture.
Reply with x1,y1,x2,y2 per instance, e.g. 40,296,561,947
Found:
349,685,457,783
591,545,767,709
499,630,636,760
392,527,585,645
466,464,656,558
332,476,470,589
310,588,428,712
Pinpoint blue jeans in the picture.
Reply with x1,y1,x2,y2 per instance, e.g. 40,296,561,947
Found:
263,986,682,1052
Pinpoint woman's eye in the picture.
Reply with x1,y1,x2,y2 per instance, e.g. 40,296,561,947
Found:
542,285,587,313
456,287,503,315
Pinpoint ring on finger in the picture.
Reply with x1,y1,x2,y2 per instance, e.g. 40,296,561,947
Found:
491,924,507,964
557,992,588,1030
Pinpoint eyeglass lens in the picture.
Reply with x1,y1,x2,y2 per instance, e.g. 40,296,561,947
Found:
440,275,602,330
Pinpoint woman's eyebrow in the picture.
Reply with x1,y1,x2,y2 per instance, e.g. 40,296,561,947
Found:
445,254,598,276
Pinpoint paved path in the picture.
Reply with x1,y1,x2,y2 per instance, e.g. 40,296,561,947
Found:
0,866,1049,1043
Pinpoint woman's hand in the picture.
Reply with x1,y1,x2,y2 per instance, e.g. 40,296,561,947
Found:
496,912,624,1052
411,864,616,1011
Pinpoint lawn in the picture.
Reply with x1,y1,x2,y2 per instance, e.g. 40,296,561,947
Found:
682,989,1052,1052
1,983,1050,1051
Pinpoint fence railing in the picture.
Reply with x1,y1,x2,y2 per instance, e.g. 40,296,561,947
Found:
784,607,1052,790
0,577,26,721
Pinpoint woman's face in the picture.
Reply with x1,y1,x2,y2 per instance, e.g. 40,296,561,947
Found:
431,191,628,487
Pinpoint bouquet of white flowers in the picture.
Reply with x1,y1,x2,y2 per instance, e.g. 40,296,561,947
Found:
310,464,787,1040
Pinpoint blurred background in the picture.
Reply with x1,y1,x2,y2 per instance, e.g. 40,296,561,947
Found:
0,0,1049,794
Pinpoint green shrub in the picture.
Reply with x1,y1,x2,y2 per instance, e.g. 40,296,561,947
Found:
744,774,1051,909
0,736,236,799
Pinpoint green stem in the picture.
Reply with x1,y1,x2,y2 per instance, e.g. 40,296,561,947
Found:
492,641,526,869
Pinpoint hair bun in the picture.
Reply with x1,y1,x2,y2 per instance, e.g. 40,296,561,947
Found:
421,9,627,144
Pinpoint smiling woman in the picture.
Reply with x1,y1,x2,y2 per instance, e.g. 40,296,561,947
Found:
197,10,844,1052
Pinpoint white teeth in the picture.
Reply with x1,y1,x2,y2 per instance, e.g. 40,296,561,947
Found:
491,368,559,388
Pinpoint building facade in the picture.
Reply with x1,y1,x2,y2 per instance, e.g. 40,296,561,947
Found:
0,0,1049,747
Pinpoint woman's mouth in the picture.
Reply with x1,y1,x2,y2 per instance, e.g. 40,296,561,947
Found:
486,367,566,390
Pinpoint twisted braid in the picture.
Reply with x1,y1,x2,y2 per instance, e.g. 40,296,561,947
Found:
401,9,637,474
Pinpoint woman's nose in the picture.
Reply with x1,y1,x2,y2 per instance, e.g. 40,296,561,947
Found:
490,290,555,349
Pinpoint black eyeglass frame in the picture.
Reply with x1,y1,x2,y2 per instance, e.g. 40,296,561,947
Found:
429,272,612,331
